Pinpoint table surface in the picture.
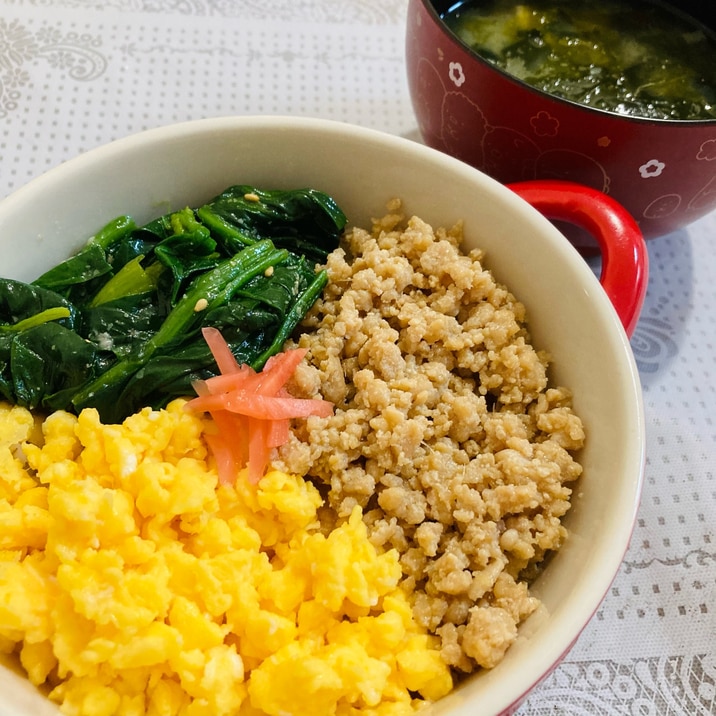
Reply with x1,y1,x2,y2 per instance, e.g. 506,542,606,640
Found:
1,1,714,714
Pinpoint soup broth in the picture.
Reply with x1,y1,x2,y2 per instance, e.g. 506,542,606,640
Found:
442,0,716,120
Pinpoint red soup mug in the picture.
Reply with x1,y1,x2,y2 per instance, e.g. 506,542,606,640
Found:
405,0,716,241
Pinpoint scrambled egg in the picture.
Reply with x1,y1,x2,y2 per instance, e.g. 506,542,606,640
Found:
0,400,452,716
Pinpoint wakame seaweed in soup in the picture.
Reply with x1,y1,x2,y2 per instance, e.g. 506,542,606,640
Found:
442,0,716,120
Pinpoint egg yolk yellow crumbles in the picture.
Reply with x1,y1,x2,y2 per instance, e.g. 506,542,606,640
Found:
0,399,453,716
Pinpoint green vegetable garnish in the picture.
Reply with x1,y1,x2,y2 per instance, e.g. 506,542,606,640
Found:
0,185,346,422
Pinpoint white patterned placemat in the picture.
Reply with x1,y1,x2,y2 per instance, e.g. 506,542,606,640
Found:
0,0,416,198
1,1,715,714
520,210,716,715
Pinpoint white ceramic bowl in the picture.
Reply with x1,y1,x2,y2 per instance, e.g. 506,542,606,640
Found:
0,116,644,716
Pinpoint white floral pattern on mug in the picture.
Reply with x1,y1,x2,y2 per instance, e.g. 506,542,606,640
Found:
639,159,666,178
448,61,465,87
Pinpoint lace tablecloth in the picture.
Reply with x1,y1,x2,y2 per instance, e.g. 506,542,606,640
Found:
1,1,714,713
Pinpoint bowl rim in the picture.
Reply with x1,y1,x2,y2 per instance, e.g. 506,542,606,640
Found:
0,114,647,716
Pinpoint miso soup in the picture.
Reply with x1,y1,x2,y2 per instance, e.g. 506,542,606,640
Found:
442,0,716,120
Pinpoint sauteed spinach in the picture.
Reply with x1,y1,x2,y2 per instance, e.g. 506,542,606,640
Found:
0,185,346,423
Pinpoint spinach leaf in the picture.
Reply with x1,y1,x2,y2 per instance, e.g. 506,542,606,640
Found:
113,342,217,417
200,185,347,262
0,185,345,422
0,279,78,331
251,268,329,369
89,256,164,307
70,240,288,417
2,323,98,411
233,254,313,314
32,216,136,296
32,243,113,294
81,292,166,360
154,231,220,303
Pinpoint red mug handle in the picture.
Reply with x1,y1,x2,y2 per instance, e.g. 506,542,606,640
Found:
507,180,648,338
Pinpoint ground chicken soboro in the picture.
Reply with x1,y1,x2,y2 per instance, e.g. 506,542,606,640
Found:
276,200,585,674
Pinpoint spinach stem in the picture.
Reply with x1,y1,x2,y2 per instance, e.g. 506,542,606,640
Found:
251,268,328,370
0,307,71,332
92,215,137,250
196,206,256,249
